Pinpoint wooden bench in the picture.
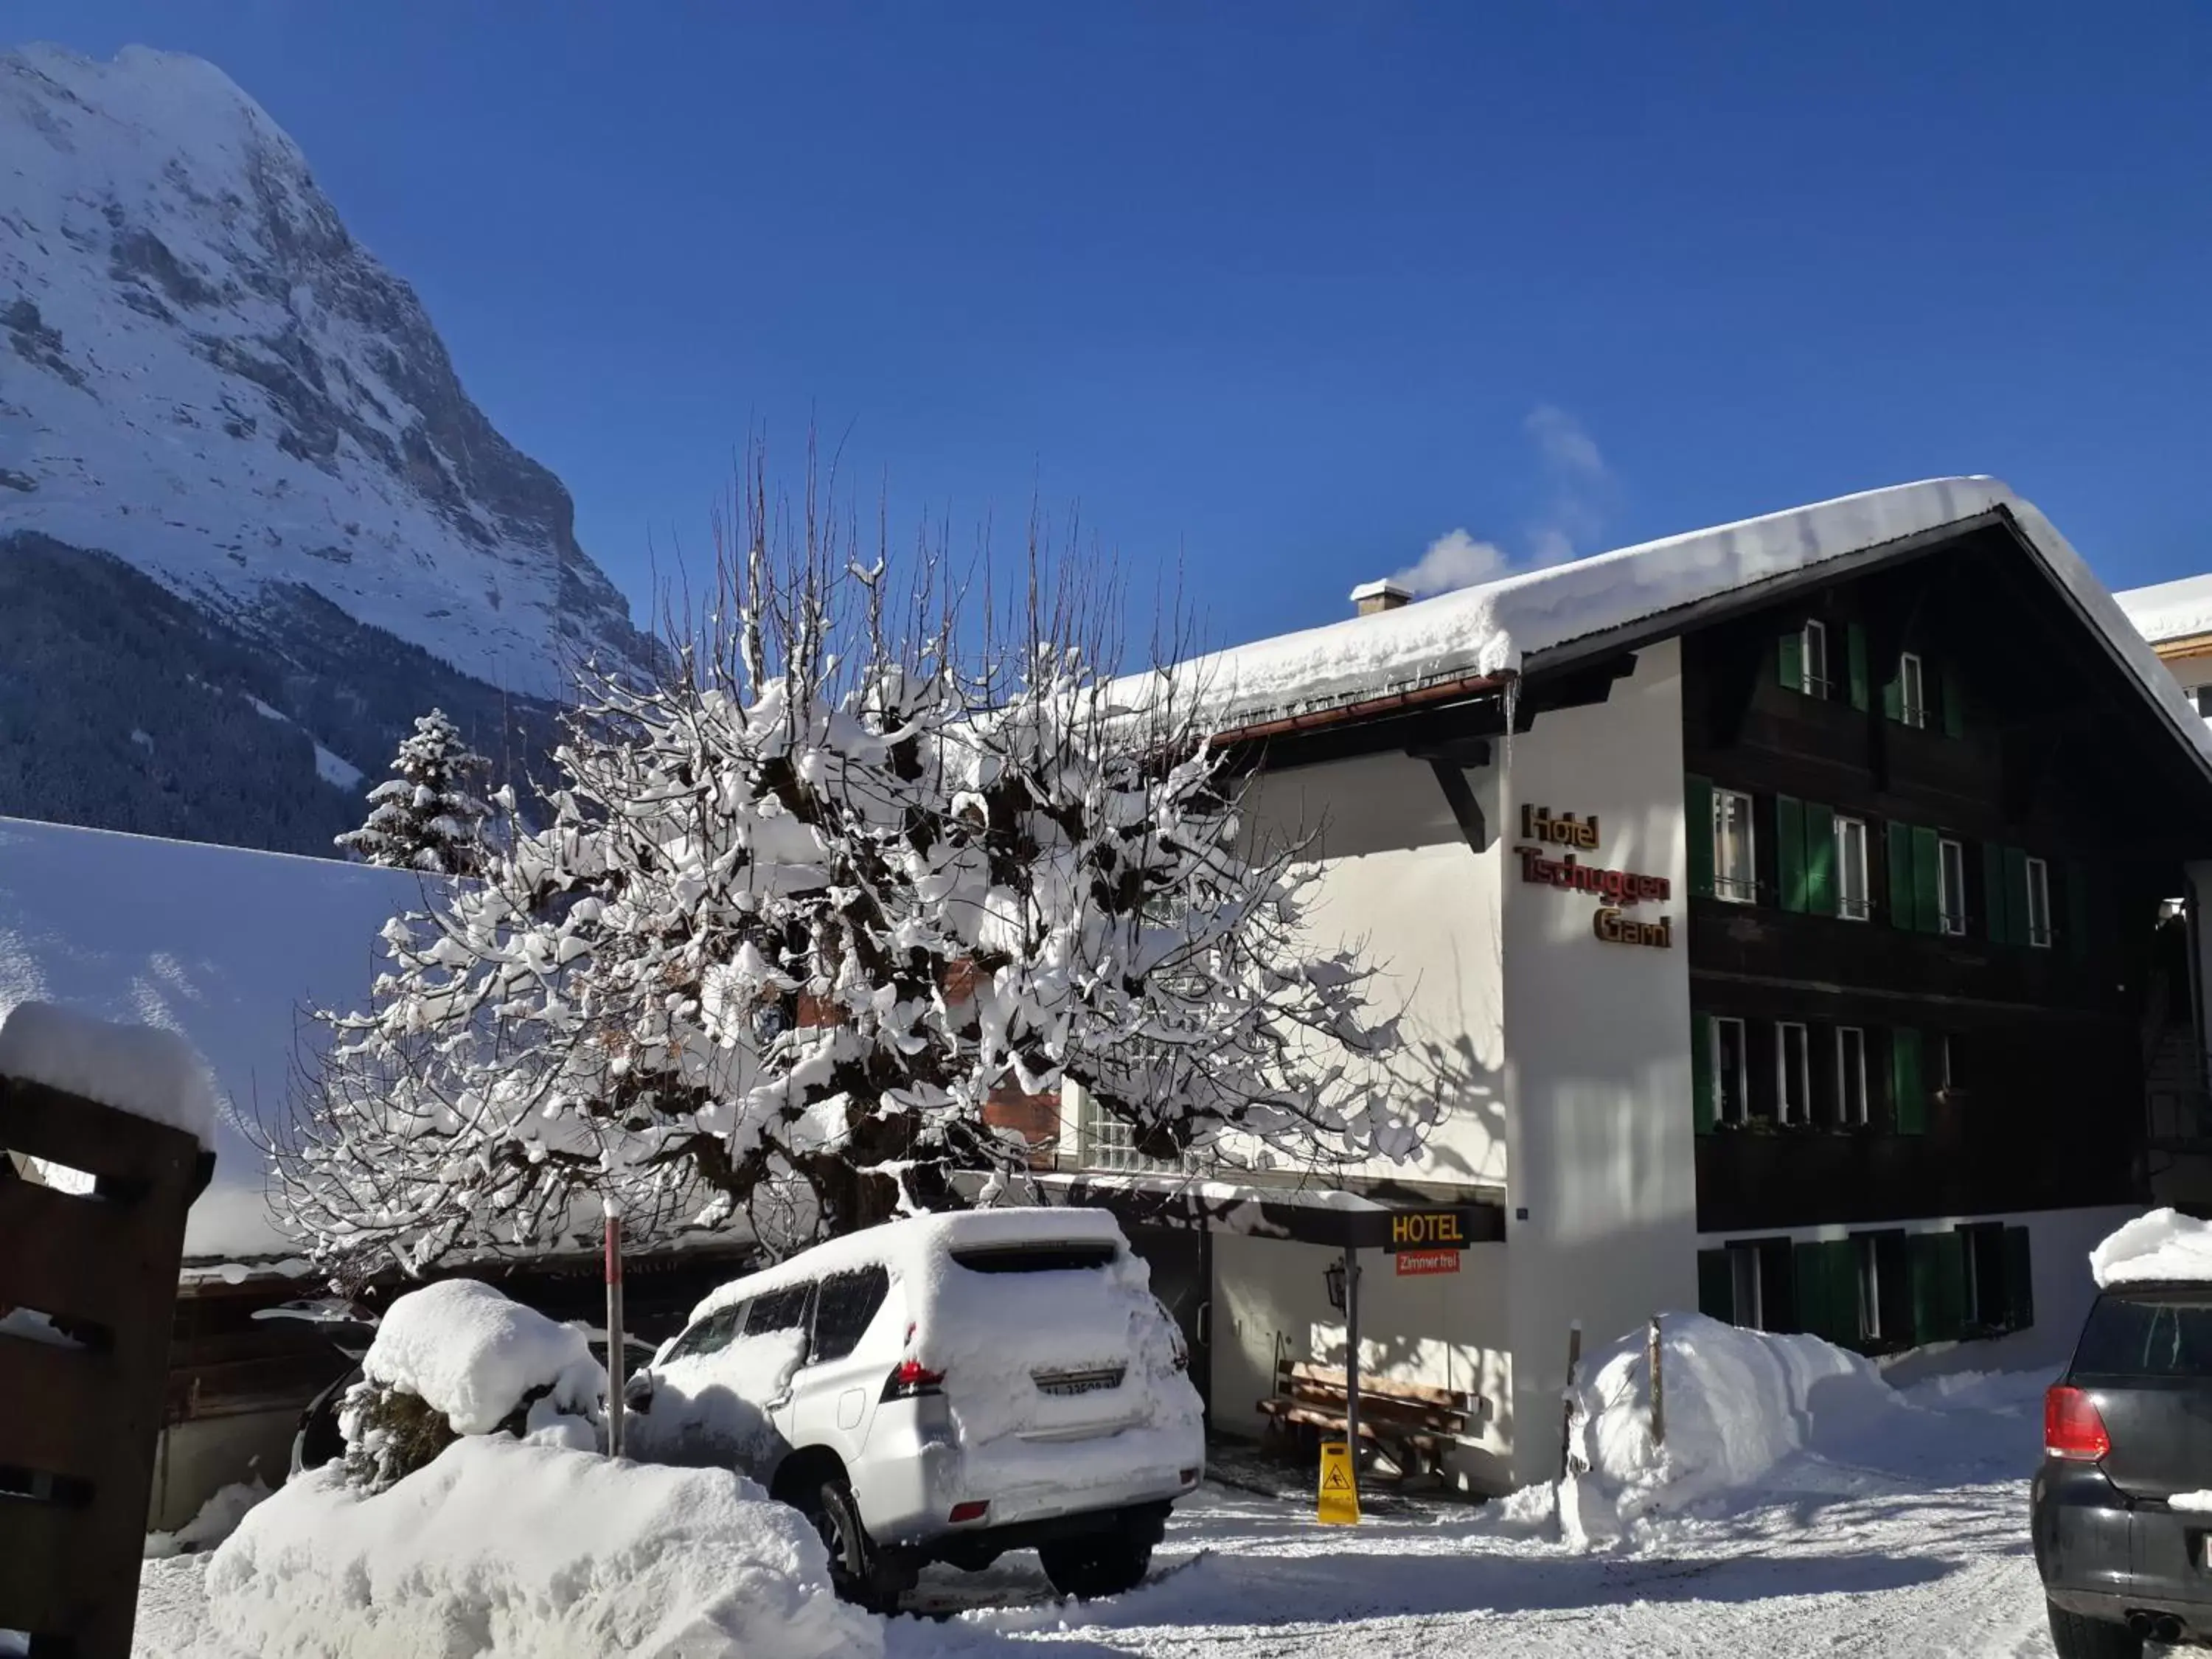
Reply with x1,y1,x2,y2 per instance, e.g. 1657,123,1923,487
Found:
1256,1354,1486,1481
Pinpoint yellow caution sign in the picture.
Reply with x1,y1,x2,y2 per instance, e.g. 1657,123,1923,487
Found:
1317,1439,1360,1525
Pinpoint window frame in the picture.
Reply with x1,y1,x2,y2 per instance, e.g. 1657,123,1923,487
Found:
1834,815,1871,922
1937,837,1967,936
1775,1020,1811,1127
1712,788,1757,905
2025,855,2053,949
1857,1235,1883,1343
1898,652,1927,728
1836,1026,1869,1127
1800,619,1829,698
1728,1244,1764,1332
1712,1015,1750,1126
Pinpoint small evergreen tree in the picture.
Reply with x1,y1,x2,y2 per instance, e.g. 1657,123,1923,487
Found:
335,709,493,875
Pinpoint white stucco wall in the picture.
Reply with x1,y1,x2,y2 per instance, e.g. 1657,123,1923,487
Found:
1232,748,1509,1190
1498,640,1699,1485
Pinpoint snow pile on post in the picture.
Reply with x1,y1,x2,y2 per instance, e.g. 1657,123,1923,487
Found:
0,999,220,1149
1561,1313,1900,1542
2090,1208,2212,1287
358,1279,606,1437
204,1438,879,1659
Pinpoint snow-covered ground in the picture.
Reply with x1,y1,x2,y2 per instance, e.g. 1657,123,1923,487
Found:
133,1366,2062,1659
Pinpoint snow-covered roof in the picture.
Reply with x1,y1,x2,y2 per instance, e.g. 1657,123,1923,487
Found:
1174,476,2212,780
2115,571,2212,650
0,815,425,1263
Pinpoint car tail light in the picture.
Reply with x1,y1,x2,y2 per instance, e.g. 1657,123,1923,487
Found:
883,1358,945,1401
948,1500,989,1523
2045,1386,2111,1462
1178,1467,1200,1486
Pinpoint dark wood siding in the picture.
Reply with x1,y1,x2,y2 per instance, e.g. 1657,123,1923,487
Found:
1681,523,2197,1235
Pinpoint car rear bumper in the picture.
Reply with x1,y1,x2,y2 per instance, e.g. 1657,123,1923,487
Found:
855,1413,1203,1551
2035,1461,2212,1627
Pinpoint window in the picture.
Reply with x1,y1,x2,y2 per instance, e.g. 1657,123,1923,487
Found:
1938,1033,1964,1095
2024,856,2052,948
1834,816,1870,921
1776,1022,1810,1126
2073,1292,2212,1379
1730,1245,1764,1332
1082,1088,1194,1173
1713,789,1756,903
1961,1224,2008,1331
1800,620,1829,697
1857,1236,1883,1342
666,1304,744,1363
745,1282,815,1337
810,1267,890,1363
1712,1017,1749,1125
1836,1027,1868,1127
1935,838,1966,936
1898,653,1927,728
2196,685,2212,719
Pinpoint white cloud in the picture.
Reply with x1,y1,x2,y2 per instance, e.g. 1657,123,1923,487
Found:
1391,527,1509,596
1387,405,1618,597
1525,404,1607,483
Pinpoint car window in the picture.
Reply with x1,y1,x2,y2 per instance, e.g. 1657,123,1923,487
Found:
810,1267,890,1363
950,1241,1118,1273
745,1282,814,1338
2074,1293,2212,1378
664,1303,743,1363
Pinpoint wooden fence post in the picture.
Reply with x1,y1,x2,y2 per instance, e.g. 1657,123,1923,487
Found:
1648,1315,1666,1448
1558,1320,1583,1479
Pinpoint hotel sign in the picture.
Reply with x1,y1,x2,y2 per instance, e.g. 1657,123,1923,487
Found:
1517,804,1674,949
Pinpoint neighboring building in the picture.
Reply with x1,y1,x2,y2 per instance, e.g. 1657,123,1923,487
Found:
2116,571,2212,717
1023,477,2212,1492
0,816,746,1527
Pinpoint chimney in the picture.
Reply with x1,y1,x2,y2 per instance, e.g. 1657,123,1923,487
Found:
1349,578,1412,618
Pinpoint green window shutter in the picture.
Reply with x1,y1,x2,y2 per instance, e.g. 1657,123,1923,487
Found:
1686,774,1715,900
1941,665,1966,738
1892,1027,1926,1134
1846,623,1870,712
1698,1248,1733,1321
1832,1239,1866,1349
2003,846,2031,945
1777,795,1808,912
1983,842,2011,945
1794,1239,1855,1347
1882,662,1903,722
2004,1226,2036,1333
1910,825,1942,934
2067,860,2091,961
1804,803,1837,917
1910,1232,1965,1346
1778,629,1804,692
1691,1014,1716,1135
1885,821,1915,928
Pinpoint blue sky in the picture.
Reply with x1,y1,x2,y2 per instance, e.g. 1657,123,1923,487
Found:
16,2,2211,650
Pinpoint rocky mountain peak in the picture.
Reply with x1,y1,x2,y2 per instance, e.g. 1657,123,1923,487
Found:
0,43,650,699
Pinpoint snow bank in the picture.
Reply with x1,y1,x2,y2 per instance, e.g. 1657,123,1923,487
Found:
1563,1314,1902,1540
0,814,424,1262
204,1437,879,1659
145,1477,269,1559
361,1279,605,1436
0,999,219,1149
2090,1208,2212,1288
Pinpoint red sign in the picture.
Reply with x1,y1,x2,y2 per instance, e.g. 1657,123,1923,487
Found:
1395,1248,1462,1278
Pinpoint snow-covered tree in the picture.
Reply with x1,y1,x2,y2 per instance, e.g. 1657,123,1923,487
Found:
336,709,494,876
274,465,1425,1279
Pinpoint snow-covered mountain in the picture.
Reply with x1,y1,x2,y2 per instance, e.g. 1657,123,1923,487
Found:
0,43,655,855
0,42,647,699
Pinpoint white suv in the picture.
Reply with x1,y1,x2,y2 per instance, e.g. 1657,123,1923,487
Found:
623,1206,1204,1608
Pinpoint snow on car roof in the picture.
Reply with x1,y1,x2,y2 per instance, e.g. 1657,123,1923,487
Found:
1153,476,2212,779
2090,1208,2212,1290
2115,570,2212,649
684,1206,1127,1329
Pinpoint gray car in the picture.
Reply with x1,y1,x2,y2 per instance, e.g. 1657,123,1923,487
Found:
2034,1281,2212,1655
